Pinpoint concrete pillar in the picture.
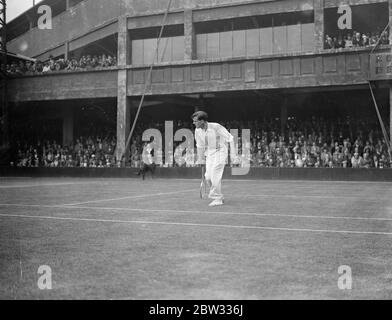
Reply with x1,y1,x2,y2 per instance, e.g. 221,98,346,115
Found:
117,16,129,66
115,15,131,167
28,14,33,30
66,0,70,10
116,74,131,167
314,0,324,50
389,0,392,45
64,41,69,61
62,107,74,147
184,9,194,61
390,88,392,146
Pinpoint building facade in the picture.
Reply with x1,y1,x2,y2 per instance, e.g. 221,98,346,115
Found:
5,0,392,163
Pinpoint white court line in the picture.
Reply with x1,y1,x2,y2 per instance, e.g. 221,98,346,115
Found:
167,178,392,185
0,182,99,189
1,213,392,236
1,178,391,189
0,203,391,222
241,194,386,201
1,177,392,185
61,188,199,206
65,191,391,205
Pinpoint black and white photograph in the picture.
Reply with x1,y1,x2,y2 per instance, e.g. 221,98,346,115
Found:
1,0,392,305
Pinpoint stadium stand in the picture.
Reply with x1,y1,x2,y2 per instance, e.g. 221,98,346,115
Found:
11,117,391,169
3,54,117,77
2,0,392,178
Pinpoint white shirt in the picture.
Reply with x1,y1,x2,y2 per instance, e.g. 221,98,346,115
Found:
195,122,234,158
42,65,51,73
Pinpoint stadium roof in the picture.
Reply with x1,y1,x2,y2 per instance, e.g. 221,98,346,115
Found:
5,0,73,42
7,0,48,24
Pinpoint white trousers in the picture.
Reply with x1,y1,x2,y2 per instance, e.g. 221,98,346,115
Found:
205,150,227,201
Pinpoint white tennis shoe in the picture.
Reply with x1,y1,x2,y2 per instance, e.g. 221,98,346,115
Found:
209,199,224,206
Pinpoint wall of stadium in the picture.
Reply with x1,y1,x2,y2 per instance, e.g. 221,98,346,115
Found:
5,0,392,169
1,166,392,181
7,0,314,59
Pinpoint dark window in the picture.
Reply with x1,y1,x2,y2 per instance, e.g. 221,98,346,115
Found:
130,24,184,40
70,34,118,60
195,10,314,34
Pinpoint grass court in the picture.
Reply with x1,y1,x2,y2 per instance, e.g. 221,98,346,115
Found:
1,176,392,299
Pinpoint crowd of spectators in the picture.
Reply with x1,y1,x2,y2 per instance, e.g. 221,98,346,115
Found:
324,29,389,49
3,53,117,77
13,135,117,168
12,116,392,169
241,117,391,169
126,116,391,169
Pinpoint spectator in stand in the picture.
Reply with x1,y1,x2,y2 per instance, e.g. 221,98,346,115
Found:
254,149,264,167
11,117,391,169
48,56,56,71
65,58,77,71
353,31,362,47
344,33,353,48
18,61,27,74
332,146,343,167
379,154,389,168
362,33,369,46
381,31,389,45
55,58,66,71
42,62,51,73
336,35,345,48
361,152,372,168
65,155,75,167
351,152,363,168
325,35,334,49
327,29,389,50
342,149,351,168
320,148,330,167
35,61,44,73
6,53,118,77
314,155,321,168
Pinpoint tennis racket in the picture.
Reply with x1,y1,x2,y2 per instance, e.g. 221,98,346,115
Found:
199,165,208,199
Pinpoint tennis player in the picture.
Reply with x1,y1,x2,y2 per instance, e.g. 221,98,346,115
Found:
192,111,238,206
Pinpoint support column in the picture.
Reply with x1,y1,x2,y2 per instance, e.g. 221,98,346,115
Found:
116,16,131,167
389,3,392,156
116,77,130,167
117,16,129,67
390,88,392,145
0,0,8,150
64,41,69,61
66,0,70,10
62,107,74,147
184,9,194,61
389,0,392,45
314,0,324,50
27,13,33,30
0,79,8,150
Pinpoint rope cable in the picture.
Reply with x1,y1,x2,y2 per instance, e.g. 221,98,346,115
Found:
367,20,392,160
120,0,173,164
